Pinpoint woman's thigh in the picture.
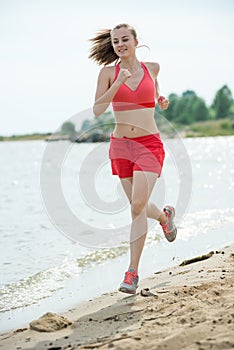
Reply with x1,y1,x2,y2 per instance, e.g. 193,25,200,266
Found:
132,171,158,205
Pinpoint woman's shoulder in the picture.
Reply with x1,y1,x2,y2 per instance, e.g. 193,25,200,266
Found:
143,61,160,77
99,64,118,74
98,65,117,84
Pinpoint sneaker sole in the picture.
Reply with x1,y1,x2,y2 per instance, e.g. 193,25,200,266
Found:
118,286,137,294
165,227,177,242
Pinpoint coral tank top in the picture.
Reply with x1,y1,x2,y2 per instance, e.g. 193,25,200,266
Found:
112,62,156,111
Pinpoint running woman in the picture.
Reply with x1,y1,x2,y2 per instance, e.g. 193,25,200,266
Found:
89,23,177,294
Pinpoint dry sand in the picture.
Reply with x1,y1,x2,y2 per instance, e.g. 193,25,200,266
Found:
0,244,233,350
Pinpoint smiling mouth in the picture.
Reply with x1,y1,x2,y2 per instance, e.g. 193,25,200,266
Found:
118,48,127,53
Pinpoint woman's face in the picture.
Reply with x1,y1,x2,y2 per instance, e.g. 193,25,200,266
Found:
111,27,138,59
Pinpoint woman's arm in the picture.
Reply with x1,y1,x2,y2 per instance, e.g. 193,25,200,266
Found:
147,62,169,110
150,62,160,100
93,67,131,117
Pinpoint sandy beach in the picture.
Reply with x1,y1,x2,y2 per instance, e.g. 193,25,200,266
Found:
1,243,233,350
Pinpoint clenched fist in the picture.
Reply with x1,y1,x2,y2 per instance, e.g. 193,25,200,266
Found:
158,96,169,110
117,68,132,84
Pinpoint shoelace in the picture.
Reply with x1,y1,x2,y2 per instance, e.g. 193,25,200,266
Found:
124,271,137,284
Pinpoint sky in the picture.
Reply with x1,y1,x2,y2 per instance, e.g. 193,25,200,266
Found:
0,0,234,135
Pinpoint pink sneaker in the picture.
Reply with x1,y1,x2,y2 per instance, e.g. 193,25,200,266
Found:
160,205,177,242
119,268,139,294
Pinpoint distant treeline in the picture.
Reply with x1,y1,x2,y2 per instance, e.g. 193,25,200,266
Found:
160,84,234,125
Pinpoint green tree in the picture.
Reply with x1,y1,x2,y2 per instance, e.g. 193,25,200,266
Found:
162,90,209,124
182,90,197,98
61,121,76,135
80,111,115,136
81,119,91,131
191,98,208,121
173,90,197,124
161,93,179,121
95,111,115,133
212,85,233,119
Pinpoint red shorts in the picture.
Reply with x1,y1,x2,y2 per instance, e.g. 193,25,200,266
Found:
109,133,165,178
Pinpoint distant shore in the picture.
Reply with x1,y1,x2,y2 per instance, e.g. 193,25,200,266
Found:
1,118,233,142
0,133,52,141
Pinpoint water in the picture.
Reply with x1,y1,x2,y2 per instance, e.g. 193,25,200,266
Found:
0,136,234,332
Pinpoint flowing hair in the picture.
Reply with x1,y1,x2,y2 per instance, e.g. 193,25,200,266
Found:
88,23,137,66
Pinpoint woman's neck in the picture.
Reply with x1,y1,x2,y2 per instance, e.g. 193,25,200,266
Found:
120,58,142,73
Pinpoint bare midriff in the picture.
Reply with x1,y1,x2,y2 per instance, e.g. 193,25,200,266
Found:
112,108,159,138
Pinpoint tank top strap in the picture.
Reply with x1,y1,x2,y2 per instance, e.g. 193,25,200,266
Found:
141,62,150,77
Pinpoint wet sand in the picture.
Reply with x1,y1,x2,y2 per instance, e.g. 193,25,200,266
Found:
0,244,233,350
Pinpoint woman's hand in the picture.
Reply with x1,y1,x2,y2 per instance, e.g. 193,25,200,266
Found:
158,96,169,110
117,68,132,85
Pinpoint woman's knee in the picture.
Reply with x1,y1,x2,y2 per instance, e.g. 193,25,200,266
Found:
131,199,146,217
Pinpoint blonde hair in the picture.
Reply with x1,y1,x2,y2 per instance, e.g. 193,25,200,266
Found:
88,23,137,66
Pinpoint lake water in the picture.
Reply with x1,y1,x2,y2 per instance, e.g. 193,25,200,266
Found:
0,135,234,332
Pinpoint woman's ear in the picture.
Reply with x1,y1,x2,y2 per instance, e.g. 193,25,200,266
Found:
135,38,139,47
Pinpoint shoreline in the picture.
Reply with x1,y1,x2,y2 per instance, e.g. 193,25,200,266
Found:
1,120,234,142
1,243,233,350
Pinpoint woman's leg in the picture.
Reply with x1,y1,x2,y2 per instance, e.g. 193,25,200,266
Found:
129,171,160,273
120,177,167,226
147,202,167,224
119,171,171,294
122,178,176,246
